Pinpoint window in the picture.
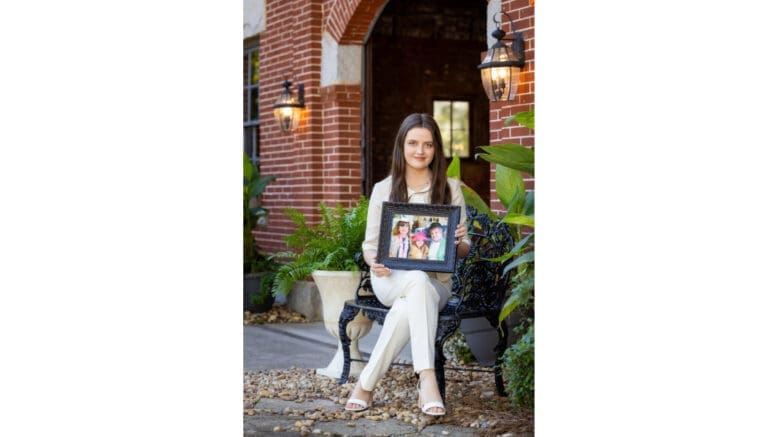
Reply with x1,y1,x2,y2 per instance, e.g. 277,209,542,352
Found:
433,100,470,158
244,41,260,164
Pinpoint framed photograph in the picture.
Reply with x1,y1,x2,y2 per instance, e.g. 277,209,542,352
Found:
376,201,461,273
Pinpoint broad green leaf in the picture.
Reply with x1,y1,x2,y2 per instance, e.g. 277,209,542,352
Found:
476,143,534,175
521,191,534,216
500,279,534,323
485,233,533,263
461,184,498,220
485,246,521,263
243,153,254,180
496,164,522,209
446,155,461,179
499,292,522,324
501,189,534,227
505,108,535,130
503,179,530,219
502,213,535,227
503,251,534,274
249,175,276,198
513,233,534,252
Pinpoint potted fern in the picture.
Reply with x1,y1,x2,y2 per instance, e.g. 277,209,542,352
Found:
244,152,277,313
272,197,374,378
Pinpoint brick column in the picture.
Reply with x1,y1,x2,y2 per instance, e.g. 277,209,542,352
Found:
486,0,535,212
255,0,325,254
320,84,363,207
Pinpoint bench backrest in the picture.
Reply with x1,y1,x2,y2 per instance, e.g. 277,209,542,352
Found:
451,205,515,314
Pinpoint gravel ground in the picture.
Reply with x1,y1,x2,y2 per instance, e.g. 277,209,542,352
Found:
244,305,534,435
244,304,310,325
244,367,534,435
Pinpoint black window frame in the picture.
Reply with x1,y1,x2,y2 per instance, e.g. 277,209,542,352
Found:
432,98,472,159
244,37,261,165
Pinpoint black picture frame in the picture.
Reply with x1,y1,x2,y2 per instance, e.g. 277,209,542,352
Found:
376,201,461,273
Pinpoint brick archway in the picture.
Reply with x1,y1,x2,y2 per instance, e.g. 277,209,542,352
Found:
317,0,389,206
326,0,387,44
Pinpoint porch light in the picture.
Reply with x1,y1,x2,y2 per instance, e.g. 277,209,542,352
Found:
273,80,305,132
477,12,525,102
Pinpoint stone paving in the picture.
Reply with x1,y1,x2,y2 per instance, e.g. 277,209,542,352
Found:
243,307,533,436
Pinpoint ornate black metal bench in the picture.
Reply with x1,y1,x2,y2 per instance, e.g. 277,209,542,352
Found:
337,205,515,400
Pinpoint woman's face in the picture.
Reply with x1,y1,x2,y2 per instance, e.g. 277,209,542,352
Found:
398,223,409,235
403,127,435,171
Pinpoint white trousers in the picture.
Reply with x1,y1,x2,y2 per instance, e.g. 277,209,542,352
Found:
358,270,451,391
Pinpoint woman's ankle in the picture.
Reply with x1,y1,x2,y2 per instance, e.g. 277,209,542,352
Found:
351,381,372,398
418,369,435,380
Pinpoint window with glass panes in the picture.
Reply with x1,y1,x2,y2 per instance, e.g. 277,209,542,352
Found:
433,100,470,158
244,41,260,164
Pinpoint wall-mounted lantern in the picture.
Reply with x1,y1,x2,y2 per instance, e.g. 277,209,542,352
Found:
272,80,305,132
477,12,526,102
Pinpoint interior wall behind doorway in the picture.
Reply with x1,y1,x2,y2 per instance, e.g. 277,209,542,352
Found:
364,0,490,203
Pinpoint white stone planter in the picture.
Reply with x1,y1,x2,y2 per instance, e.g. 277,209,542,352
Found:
312,270,373,379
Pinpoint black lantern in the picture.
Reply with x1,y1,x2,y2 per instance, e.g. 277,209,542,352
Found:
273,80,305,132
477,12,526,102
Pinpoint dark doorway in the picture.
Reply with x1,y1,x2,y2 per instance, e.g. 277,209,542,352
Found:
363,0,490,203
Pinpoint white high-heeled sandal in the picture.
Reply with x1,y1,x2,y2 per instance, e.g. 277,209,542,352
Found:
344,397,371,412
344,383,372,412
417,379,446,416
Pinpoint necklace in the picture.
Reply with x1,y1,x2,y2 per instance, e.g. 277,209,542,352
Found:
407,177,431,191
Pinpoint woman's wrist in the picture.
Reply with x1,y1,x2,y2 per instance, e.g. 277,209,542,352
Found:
456,241,470,258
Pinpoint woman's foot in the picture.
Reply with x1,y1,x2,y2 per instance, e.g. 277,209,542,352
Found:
417,370,446,416
344,381,373,412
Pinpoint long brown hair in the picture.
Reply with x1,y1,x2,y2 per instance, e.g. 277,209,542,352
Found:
388,113,451,205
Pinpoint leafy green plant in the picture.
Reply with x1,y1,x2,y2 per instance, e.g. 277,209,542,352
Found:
244,152,276,273
271,197,369,297
501,320,534,407
243,152,279,313
488,109,534,408
249,271,277,307
448,108,535,408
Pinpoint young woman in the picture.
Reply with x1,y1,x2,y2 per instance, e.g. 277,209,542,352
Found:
344,113,471,416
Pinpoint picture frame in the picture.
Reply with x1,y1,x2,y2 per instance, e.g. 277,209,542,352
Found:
376,201,461,273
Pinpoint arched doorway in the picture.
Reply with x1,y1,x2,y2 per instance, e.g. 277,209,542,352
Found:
363,0,490,202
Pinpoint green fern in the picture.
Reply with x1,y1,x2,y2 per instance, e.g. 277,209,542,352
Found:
271,196,368,297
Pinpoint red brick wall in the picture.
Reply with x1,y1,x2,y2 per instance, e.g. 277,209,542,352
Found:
320,84,364,206
487,0,535,212
254,0,535,253
255,0,379,254
255,0,325,254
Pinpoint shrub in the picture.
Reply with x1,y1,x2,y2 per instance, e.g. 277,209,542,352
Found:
502,320,534,407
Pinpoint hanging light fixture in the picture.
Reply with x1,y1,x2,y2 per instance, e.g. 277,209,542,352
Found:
477,12,526,102
273,80,305,132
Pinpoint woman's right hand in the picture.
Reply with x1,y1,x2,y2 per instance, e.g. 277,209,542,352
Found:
369,256,391,277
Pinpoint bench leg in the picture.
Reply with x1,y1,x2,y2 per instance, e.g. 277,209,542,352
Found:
338,305,360,384
435,317,460,403
486,314,509,397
